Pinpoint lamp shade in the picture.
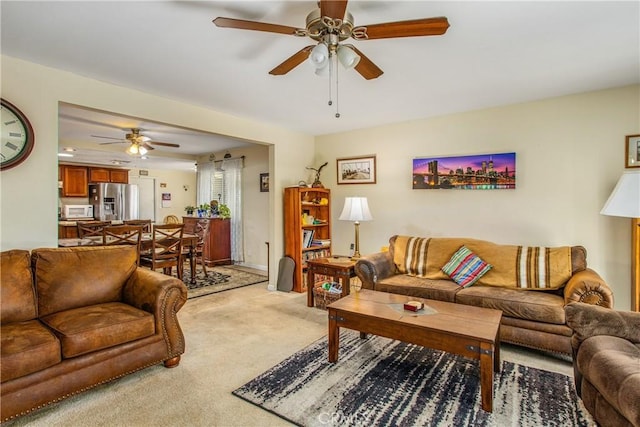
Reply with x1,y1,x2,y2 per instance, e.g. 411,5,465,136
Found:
339,197,373,222
601,170,640,218
309,43,329,69
337,45,360,69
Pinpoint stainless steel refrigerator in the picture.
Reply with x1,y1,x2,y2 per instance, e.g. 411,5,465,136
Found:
89,183,139,221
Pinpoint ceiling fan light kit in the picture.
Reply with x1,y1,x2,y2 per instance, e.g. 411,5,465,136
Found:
213,0,449,118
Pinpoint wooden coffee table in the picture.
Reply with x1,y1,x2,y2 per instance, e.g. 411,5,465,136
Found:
327,289,502,412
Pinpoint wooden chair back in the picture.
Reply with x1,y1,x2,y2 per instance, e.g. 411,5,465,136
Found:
123,219,152,233
140,223,185,279
163,215,180,224
77,221,110,238
102,225,143,263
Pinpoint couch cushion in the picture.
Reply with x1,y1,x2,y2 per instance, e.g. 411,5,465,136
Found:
1,250,37,324
456,285,566,324
1,320,61,382
375,275,461,302
391,236,573,290
40,302,155,358
441,246,492,288
32,246,137,317
577,336,640,427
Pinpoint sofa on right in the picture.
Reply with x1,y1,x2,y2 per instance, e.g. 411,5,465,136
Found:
565,302,640,427
354,235,614,356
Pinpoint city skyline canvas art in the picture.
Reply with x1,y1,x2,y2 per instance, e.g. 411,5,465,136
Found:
413,152,516,190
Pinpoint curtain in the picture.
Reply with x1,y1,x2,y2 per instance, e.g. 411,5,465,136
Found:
196,161,214,206
222,158,244,263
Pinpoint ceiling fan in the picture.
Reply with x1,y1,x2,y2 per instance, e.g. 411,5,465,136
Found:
213,0,450,80
92,128,180,155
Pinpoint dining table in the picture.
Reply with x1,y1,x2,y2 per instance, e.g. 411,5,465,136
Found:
58,233,199,284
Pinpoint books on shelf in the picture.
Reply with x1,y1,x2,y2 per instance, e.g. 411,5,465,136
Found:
311,238,331,247
302,229,315,248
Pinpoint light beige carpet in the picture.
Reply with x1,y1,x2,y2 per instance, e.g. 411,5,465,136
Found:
4,284,574,427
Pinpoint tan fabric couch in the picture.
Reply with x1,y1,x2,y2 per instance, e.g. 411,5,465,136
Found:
354,235,614,355
0,246,188,422
565,303,640,427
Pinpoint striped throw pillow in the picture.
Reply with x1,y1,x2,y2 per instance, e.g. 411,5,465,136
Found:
441,246,492,288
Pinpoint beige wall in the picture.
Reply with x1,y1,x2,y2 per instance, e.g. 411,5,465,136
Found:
0,55,315,288
316,85,640,310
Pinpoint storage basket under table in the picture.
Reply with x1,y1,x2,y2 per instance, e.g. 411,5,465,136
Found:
313,282,342,310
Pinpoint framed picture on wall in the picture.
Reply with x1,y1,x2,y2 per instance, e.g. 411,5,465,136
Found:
337,155,377,185
260,173,269,192
625,134,640,168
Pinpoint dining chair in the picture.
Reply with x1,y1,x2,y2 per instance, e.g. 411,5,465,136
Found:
140,223,184,279
163,215,180,224
77,221,111,238
180,219,210,278
123,219,152,233
102,225,143,264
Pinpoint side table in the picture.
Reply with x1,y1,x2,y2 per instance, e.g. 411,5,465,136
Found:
306,256,356,307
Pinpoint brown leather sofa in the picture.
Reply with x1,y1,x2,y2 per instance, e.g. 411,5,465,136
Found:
355,235,614,356
565,302,640,427
1,245,188,422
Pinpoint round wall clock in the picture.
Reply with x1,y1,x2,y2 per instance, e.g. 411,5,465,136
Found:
1,98,35,171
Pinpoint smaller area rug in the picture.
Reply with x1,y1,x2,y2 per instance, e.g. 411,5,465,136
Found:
183,265,268,299
233,331,594,427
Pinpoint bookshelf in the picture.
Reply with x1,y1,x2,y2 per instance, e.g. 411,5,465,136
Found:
284,186,331,293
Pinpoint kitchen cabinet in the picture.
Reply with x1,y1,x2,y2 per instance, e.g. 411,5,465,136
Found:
89,167,129,184
61,165,89,197
183,217,231,266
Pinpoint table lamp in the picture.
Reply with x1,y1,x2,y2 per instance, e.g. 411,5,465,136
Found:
600,170,640,311
339,197,373,260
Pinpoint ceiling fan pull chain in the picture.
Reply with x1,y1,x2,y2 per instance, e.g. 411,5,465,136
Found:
335,54,340,119
327,51,333,108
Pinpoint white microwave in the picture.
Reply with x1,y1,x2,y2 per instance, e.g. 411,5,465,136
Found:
64,205,94,219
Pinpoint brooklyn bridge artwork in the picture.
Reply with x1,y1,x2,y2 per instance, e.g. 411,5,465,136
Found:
413,152,516,190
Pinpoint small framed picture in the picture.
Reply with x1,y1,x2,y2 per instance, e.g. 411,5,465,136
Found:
260,173,269,192
625,134,640,168
337,155,377,185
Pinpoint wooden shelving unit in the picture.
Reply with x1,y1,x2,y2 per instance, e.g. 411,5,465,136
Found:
284,186,331,293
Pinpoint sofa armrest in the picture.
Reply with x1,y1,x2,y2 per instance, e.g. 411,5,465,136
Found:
563,268,614,308
122,267,188,357
565,302,640,346
355,252,395,290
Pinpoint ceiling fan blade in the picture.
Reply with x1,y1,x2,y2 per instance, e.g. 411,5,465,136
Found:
213,17,300,36
357,17,450,40
320,0,348,21
269,45,314,75
142,143,155,151
99,141,127,145
149,141,180,148
347,46,384,80
91,135,123,140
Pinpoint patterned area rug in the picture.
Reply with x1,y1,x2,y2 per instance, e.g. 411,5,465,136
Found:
233,330,594,427
183,265,268,299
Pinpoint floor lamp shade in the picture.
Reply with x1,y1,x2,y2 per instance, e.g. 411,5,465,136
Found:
600,170,640,312
339,197,373,259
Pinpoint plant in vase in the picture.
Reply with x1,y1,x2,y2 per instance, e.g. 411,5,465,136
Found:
218,204,231,219
197,204,210,217
184,205,196,216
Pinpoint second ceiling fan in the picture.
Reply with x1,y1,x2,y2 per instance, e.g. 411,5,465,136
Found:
213,0,450,80
93,128,180,155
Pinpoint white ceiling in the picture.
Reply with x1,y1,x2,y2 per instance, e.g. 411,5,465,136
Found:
2,1,639,170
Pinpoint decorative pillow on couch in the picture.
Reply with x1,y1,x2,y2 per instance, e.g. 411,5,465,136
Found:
441,246,492,288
